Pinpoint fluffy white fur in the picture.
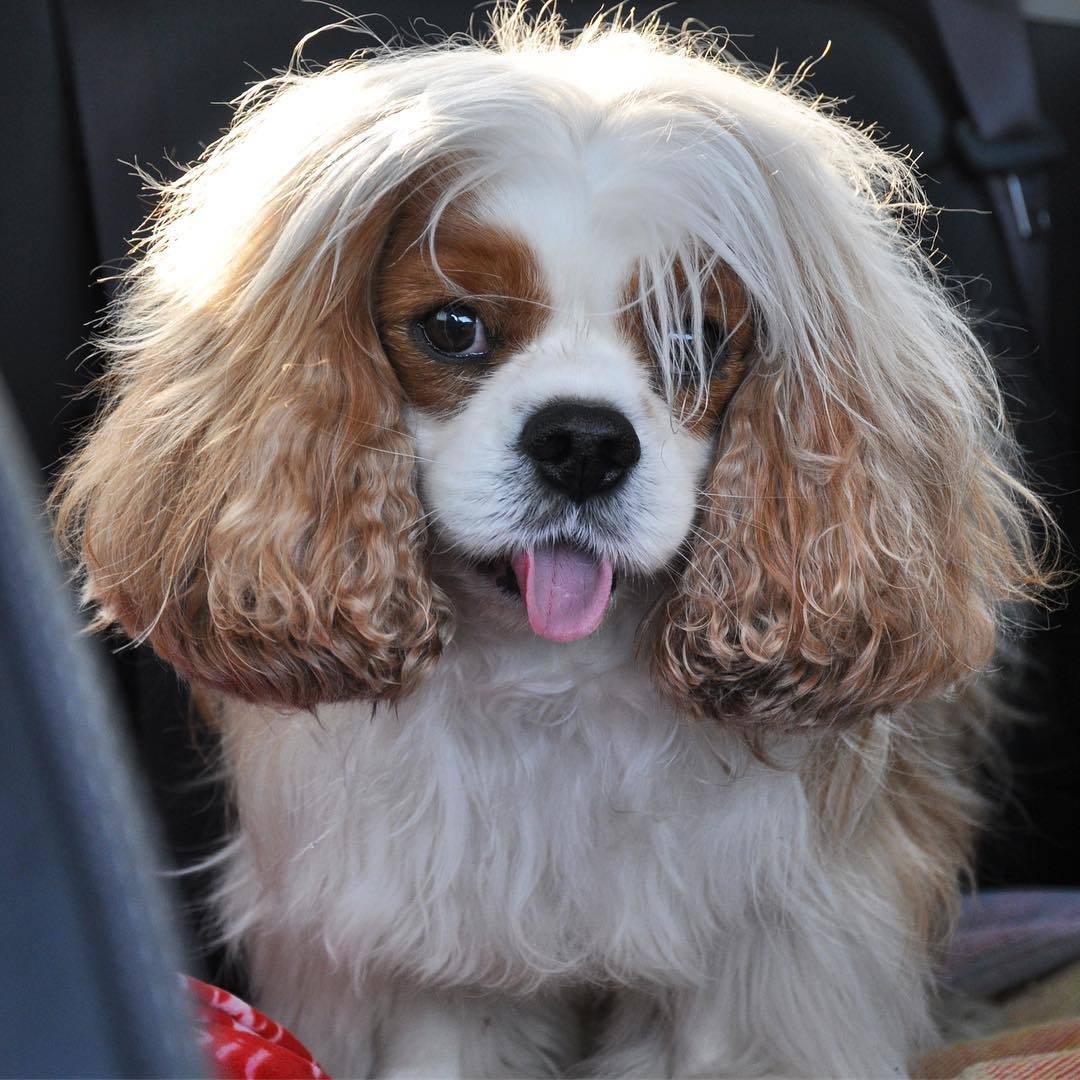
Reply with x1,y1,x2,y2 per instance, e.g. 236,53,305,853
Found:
53,8,1054,1078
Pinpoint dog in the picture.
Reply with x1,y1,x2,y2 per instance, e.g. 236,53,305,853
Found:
54,10,1053,1077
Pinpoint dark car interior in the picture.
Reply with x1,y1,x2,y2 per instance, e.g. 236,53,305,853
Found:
2,1,1078,1074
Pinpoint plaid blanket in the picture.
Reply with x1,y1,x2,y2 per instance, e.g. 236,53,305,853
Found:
918,890,1080,1078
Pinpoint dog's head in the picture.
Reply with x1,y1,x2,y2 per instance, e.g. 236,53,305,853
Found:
54,13,1050,727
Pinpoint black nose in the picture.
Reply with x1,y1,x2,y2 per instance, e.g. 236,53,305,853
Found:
519,401,641,501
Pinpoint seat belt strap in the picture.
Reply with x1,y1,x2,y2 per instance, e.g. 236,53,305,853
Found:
927,0,1064,345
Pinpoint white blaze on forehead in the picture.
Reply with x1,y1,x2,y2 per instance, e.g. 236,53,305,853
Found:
474,122,689,320
479,183,614,318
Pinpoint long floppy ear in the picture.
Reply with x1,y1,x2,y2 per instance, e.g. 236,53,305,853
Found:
53,71,452,709
651,167,1051,730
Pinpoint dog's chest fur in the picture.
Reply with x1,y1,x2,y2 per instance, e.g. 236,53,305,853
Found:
217,598,813,994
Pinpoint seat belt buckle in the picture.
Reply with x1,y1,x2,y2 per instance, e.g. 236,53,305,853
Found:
954,120,1063,241
1004,173,1051,239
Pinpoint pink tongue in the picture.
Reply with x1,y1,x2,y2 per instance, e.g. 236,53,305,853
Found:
511,545,614,642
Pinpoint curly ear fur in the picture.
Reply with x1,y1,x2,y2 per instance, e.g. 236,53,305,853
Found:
53,74,453,708
651,176,1051,730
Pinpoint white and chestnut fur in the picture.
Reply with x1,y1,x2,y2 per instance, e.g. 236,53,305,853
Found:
55,11,1052,1078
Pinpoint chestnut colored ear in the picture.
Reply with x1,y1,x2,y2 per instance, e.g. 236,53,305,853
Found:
54,179,451,709
651,353,1045,730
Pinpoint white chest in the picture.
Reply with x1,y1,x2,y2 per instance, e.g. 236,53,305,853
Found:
218,617,812,992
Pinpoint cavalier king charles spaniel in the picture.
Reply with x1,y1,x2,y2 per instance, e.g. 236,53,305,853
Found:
55,10,1052,1078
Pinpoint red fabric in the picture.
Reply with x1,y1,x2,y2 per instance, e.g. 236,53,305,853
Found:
186,976,330,1079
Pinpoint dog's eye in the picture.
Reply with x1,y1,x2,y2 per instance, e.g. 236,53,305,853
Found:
669,319,728,382
418,303,490,360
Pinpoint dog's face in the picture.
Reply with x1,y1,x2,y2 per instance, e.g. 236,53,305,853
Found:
377,179,751,641
55,19,1046,727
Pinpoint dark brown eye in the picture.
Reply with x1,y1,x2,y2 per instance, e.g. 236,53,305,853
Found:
669,319,728,382
418,303,490,360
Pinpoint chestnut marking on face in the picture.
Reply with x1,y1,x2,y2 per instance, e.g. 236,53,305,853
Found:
618,265,753,436
377,196,551,414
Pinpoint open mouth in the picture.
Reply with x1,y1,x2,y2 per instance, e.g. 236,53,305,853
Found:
477,542,616,643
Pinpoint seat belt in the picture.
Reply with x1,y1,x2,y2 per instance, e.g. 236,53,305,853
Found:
927,0,1064,347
